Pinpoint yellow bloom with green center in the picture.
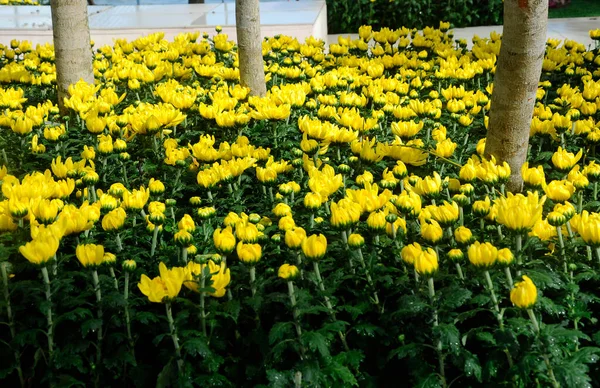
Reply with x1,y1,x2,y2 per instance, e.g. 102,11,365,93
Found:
76,244,105,268
302,234,327,261
19,232,60,266
278,264,300,280
236,241,262,264
138,262,186,303
183,260,230,297
544,180,575,203
494,192,546,232
414,248,438,276
510,275,537,309
213,226,236,254
468,241,498,268
551,146,582,172
401,242,422,265
285,227,306,249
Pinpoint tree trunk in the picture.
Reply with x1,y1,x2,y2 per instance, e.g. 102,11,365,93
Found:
235,0,267,97
484,0,548,193
51,0,95,114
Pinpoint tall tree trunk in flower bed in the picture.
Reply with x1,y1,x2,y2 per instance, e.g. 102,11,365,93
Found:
484,0,548,192
51,0,95,114
236,0,267,97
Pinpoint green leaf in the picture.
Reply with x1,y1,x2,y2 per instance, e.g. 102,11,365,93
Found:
463,352,482,382
434,323,461,354
269,321,294,345
135,311,160,325
525,268,565,290
439,285,472,310
156,359,176,388
302,331,330,357
266,369,291,388
81,318,103,336
182,337,211,358
388,343,421,360
327,361,358,386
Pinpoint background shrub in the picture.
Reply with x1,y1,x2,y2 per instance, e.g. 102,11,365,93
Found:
327,0,504,34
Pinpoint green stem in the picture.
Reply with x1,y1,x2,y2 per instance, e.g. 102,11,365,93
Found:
455,263,464,280
165,303,183,372
200,272,207,337
2,263,25,388
527,309,560,388
123,273,134,355
427,278,446,388
181,247,188,264
515,234,523,276
557,226,567,274
504,267,514,290
41,267,54,359
287,281,303,340
151,226,159,257
109,267,119,292
356,248,379,306
249,266,256,297
484,270,514,367
312,261,350,351
92,270,103,375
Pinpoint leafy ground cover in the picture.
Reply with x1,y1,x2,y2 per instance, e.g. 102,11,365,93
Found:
1,24,600,387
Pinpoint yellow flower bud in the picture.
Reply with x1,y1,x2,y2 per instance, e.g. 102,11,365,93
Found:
76,244,105,268
414,248,438,276
213,226,236,254
278,264,300,280
467,241,498,268
401,242,422,265
302,234,327,261
348,233,365,249
510,275,537,309
236,241,262,264
285,227,306,249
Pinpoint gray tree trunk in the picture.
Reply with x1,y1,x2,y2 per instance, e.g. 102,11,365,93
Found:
484,0,548,192
235,0,267,96
51,0,95,114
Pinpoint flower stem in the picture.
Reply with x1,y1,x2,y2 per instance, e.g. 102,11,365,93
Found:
181,247,188,264
287,281,302,339
504,267,514,290
527,309,560,388
199,273,207,337
123,272,135,355
1,263,25,388
92,270,103,374
109,267,119,292
427,278,446,387
151,226,159,257
41,266,54,359
312,261,350,351
515,234,523,276
484,270,514,366
557,226,568,273
341,230,356,275
165,303,183,372
249,266,256,297
455,263,464,280
356,248,380,307
116,233,123,251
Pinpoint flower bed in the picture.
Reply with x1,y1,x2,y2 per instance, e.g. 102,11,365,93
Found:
1,25,600,387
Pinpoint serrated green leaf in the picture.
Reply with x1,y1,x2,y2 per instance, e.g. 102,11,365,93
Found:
439,285,472,310
269,321,294,345
302,331,330,357
182,337,211,358
81,318,102,336
434,324,461,354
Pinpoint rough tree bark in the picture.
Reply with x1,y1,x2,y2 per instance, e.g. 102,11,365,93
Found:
51,0,95,114
235,0,267,97
484,0,548,193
